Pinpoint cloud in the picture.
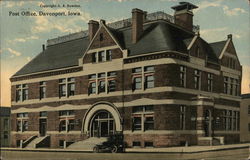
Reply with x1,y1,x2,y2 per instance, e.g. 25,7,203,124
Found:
6,48,21,56
194,1,222,13
200,27,228,42
223,6,247,16
8,36,39,43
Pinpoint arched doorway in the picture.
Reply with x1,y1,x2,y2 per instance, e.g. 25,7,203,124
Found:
90,110,115,137
82,102,122,137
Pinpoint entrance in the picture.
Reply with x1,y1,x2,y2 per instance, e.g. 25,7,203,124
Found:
39,119,47,136
204,109,212,137
90,111,115,137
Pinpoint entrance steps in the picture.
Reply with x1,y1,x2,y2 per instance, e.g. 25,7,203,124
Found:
67,137,108,150
25,136,50,148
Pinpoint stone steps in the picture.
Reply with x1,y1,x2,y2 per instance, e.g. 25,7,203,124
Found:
25,136,47,148
67,137,108,150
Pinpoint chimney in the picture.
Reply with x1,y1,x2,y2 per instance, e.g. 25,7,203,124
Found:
227,34,232,40
132,8,144,43
88,20,99,41
42,44,45,51
171,2,198,31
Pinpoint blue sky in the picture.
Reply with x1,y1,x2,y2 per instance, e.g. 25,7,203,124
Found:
0,0,249,106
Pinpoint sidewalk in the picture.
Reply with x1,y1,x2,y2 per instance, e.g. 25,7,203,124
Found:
1,143,250,154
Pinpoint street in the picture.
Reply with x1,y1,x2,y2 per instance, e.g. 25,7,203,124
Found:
1,148,249,160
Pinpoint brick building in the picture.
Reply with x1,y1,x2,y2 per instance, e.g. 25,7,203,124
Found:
10,2,242,148
240,94,250,142
0,107,11,147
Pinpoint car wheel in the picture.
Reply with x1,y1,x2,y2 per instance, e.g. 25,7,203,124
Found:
93,146,99,153
111,145,118,153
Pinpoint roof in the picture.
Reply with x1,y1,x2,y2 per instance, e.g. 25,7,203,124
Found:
0,107,11,116
209,40,227,58
241,94,250,99
13,37,89,76
12,20,220,77
118,21,193,56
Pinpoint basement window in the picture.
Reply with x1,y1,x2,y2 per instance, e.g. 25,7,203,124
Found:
145,141,153,147
132,141,141,147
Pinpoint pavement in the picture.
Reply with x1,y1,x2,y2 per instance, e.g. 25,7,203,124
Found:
1,143,250,154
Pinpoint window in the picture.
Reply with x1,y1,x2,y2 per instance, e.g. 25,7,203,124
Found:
4,131,8,139
145,142,153,147
98,51,105,62
108,80,116,92
59,110,75,132
248,123,250,132
40,111,47,117
207,73,213,92
133,141,141,147
180,106,186,130
98,80,105,93
224,77,229,94
235,79,239,96
144,66,154,72
39,81,46,99
4,119,9,130
180,66,186,87
89,82,96,94
229,78,234,95
16,113,28,132
194,70,201,90
132,106,154,131
16,84,28,102
59,78,75,98
106,50,112,61
223,110,239,131
92,52,97,63
132,67,142,73
195,47,200,57
145,75,154,89
133,77,142,90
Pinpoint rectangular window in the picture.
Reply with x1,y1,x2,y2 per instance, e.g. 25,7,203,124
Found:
68,83,75,96
134,77,142,90
22,89,28,101
59,110,74,116
194,70,201,90
145,142,153,147
98,51,105,62
180,66,186,87
207,73,213,92
132,67,142,73
89,82,96,94
60,120,66,131
16,85,22,102
92,52,97,63
40,111,47,117
235,79,239,96
180,106,186,130
89,74,96,79
4,119,9,130
133,117,142,130
59,78,75,98
144,116,154,130
108,71,116,77
145,75,154,89
98,73,105,78
23,121,28,131
108,80,116,92
230,78,234,95
98,80,105,93
132,141,141,147
39,81,46,99
224,77,229,94
106,50,112,61
144,66,154,72
68,120,75,131
16,84,29,101
132,106,154,131
17,121,22,132
3,131,8,139
59,84,66,97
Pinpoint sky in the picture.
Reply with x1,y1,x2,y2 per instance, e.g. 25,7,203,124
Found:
0,0,250,107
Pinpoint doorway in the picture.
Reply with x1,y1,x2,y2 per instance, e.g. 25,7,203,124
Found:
204,109,212,137
39,119,47,136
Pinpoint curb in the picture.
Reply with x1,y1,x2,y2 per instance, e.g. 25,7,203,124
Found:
1,145,249,154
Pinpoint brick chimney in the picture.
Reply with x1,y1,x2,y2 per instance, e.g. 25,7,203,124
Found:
132,8,144,43
88,20,99,41
171,2,198,31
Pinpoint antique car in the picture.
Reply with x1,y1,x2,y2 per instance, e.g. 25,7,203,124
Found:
93,134,125,153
